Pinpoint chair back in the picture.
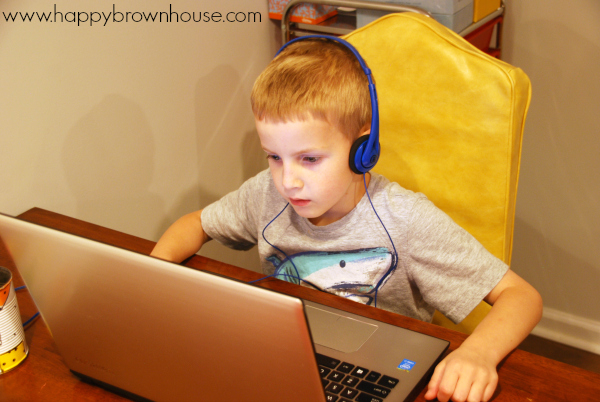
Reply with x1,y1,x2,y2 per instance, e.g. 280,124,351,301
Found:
344,13,531,333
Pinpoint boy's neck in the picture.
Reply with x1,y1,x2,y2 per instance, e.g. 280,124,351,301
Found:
309,173,371,227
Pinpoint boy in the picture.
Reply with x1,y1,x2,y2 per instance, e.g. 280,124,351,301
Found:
151,38,542,402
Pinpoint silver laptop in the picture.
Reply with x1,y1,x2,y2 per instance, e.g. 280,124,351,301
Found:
0,213,448,401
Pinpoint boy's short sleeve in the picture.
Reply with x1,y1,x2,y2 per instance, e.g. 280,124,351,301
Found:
404,197,509,324
201,170,269,251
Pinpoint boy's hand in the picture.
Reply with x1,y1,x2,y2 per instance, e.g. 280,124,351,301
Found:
424,269,542,402
424,346,498,402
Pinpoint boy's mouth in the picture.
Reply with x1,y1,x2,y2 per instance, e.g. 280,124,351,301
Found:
289,198,310,207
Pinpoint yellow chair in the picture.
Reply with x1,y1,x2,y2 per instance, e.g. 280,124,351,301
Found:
344,13,531,334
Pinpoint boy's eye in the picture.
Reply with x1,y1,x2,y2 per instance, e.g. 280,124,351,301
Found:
267,154,281,161
303,156,320,163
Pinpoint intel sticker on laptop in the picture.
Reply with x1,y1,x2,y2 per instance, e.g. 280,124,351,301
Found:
398,359,416,372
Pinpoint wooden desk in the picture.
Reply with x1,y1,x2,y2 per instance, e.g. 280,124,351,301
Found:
1,207,599,401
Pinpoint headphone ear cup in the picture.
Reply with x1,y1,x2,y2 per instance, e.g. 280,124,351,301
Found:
349,135,371,174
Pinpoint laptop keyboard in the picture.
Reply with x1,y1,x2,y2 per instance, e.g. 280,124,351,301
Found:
316,353,399,402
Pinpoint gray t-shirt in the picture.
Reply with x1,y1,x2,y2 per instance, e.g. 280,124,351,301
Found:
202,169,508,323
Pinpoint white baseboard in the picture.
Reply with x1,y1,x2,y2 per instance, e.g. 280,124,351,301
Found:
531,307,600,355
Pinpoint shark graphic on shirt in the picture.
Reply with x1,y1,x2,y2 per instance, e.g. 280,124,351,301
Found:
266,247,395,305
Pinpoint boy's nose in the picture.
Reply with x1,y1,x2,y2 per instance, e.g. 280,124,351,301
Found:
281,163,302,190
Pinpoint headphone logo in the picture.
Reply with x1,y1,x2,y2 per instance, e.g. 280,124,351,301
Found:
275,35,380,174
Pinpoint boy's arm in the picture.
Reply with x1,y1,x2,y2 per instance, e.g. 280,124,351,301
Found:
150,210,212,263
425,269,543,402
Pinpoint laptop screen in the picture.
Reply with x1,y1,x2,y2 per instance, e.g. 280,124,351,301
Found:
0,213,326,401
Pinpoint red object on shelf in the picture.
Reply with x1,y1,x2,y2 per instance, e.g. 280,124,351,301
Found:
269,0,337,24
465,16,502,57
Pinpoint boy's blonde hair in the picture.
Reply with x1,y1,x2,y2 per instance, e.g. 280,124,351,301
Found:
251,38,372,141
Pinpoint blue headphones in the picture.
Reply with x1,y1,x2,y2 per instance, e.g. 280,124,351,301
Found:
275,35,380,174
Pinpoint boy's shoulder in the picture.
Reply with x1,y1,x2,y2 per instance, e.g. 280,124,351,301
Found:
370,172,427,203
369,172,450,227
239,168,272,189
238,168,284,204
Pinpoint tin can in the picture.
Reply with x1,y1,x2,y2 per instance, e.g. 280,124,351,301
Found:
0,266,29,373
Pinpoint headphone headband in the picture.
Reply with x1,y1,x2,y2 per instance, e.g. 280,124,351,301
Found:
275,35,380,174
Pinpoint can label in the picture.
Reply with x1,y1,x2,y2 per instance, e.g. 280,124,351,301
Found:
0,266,29,373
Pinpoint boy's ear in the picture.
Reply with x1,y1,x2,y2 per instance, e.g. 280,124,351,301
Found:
359,124,371,136
352,126,371,146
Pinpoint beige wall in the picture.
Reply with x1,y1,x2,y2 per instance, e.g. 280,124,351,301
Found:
0,0,278,271
503,0,600,351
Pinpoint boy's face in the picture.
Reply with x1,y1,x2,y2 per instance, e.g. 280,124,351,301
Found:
256,117,366,226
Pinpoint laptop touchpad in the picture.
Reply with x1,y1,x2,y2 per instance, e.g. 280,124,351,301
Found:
305,306,378,353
